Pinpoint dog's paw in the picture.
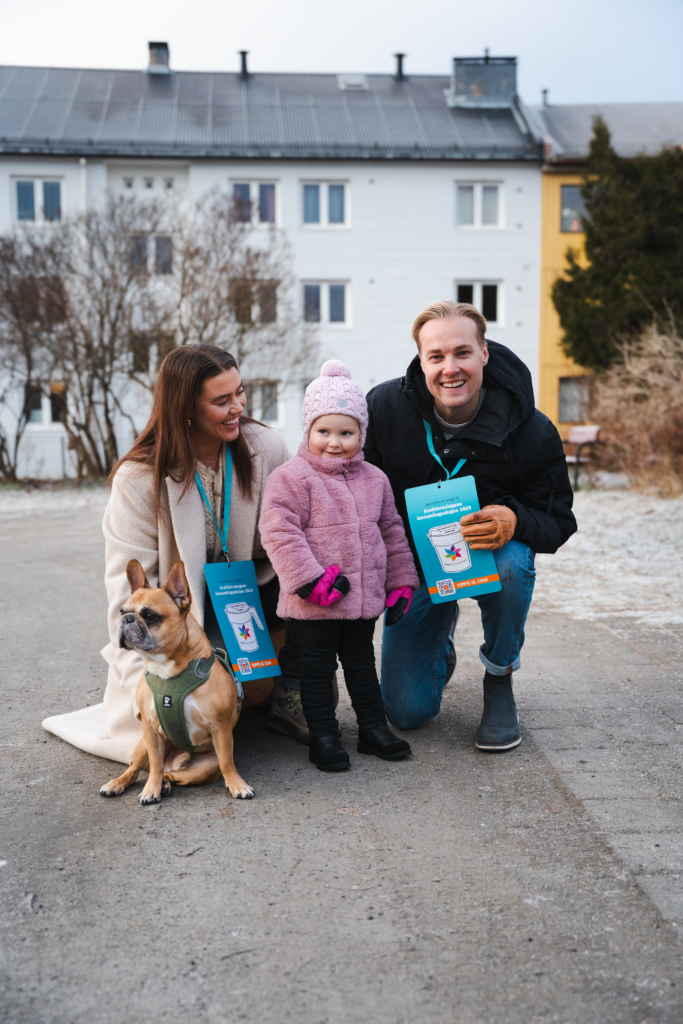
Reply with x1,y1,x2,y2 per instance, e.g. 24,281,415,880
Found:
100,781,126,797
161,780,172,797
228,781,255,800
138,789,161,805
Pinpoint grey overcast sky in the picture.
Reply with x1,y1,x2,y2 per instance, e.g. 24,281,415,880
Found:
0,0,681,106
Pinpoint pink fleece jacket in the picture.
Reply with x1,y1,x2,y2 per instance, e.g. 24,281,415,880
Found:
259,444,420,620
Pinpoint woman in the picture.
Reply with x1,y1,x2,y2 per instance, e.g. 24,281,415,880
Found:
42,344,298,765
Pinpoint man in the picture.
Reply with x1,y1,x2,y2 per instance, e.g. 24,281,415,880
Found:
364,301,576,751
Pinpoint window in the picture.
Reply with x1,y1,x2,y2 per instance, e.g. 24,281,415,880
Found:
124,178,134,189
259,184,275,224
130,236,148,271
233,183,251,222
17,182,35,221
561,185,586,233
303,282,349,325
155,333,176,372
155,236,173,275
129,334,151,374
49,383,66,423
559,377,590,422
164,178,174,190
303,184,320,224
144,178,154,190
26,385,43,423
455,183,502,228
301,183,348,227
258,281,278,323
243,381,279,423
43,182,61,222
230,182,277,225
456,282,502,325
15,180,62,223
229,279,254,324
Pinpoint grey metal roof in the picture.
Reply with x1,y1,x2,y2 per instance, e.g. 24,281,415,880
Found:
0,65,542,161
529,103,683,161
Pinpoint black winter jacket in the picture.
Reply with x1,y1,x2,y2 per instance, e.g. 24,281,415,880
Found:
364,342,577,556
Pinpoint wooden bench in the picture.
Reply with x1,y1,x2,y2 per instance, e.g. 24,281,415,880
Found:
562,425,605,491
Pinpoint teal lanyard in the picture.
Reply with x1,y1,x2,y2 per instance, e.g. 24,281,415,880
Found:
195,444,233,563
423,420,467,481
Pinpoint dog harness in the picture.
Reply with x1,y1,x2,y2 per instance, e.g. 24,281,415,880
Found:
145,649,242,753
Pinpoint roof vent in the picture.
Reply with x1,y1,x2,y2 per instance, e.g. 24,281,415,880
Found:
445,54,517,108
394,53,406,82
337,73,369,91
239,51,249,81
148,42,171,75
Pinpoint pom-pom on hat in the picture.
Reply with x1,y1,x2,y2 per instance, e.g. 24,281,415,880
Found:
302,359,369,445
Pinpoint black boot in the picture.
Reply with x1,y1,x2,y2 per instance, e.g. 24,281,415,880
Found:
475,671,521,751
309,734,350,772
358,722,411,761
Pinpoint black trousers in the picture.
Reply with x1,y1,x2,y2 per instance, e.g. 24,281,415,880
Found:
296,618,386,737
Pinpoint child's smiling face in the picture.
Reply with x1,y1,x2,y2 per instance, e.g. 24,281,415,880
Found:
309,414,361,459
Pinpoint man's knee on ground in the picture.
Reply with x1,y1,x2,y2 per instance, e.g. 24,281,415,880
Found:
383,700,435,731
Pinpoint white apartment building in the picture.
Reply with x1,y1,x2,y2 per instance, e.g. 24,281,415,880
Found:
0,46,544,473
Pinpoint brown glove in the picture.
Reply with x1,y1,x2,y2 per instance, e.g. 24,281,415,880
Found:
460,505,517,550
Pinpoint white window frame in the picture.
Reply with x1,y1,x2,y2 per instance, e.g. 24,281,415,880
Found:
455,281,505,328
300,181,351,229
302,281,352,328
455,182,505,230
228,179,280,228
12,177,64,225
24,390,65,431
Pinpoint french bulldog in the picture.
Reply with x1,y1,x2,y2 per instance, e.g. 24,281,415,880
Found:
100,558,254,804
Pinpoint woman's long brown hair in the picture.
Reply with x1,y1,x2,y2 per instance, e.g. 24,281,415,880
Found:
110,344,261,512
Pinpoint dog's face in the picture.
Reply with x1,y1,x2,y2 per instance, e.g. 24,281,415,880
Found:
118,560,192,656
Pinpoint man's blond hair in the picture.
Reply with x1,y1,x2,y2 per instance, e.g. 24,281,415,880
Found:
412,300,487,349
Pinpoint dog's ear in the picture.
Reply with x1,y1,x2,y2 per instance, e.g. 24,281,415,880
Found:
164,561,191,610
126,560,150,594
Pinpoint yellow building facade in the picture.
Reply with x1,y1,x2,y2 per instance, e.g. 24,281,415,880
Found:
538,170,590,429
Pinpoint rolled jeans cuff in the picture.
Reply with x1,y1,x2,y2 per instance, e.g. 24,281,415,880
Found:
478,645,521,676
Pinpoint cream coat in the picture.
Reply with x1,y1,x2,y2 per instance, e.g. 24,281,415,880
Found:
42,422,289,765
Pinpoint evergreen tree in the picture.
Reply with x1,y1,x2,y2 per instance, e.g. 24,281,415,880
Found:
552,118,683,371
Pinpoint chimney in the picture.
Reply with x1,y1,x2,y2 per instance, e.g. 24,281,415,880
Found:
446,53,517,108
147,42,171,75
239,51,249,81
542,88,549,107
394,53,406,82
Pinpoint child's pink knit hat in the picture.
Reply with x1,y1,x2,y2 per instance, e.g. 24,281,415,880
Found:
302,360,368,444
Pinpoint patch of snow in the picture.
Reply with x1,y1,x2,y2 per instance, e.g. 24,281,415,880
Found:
0,485,109,517
534,491,683,629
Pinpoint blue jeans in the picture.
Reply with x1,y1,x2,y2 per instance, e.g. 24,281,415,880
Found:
380,541,536,730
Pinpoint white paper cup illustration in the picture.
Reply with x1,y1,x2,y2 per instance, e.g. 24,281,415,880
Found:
224,601,264,653
427,521,472,574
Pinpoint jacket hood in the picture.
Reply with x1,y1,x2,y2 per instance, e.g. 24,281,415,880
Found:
403,340,535,446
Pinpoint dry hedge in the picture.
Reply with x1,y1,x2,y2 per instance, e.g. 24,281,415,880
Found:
589,325,683,496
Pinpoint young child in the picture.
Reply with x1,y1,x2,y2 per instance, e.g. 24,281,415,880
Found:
259,360,420,772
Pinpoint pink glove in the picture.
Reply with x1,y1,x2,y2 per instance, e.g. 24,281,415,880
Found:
297,565,351,607
385,586,414,626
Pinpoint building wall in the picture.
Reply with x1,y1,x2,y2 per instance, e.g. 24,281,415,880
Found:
0,154,542,470
538,169,590,429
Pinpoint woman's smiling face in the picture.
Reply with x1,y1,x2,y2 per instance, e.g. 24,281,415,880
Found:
192,367,247,447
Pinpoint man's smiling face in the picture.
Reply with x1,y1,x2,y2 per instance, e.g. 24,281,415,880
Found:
418,316,489,425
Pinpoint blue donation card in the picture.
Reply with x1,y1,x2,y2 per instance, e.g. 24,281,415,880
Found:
405,475,502,604
203,560,281,683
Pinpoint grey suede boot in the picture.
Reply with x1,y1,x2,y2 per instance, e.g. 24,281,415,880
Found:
475,671,521,751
